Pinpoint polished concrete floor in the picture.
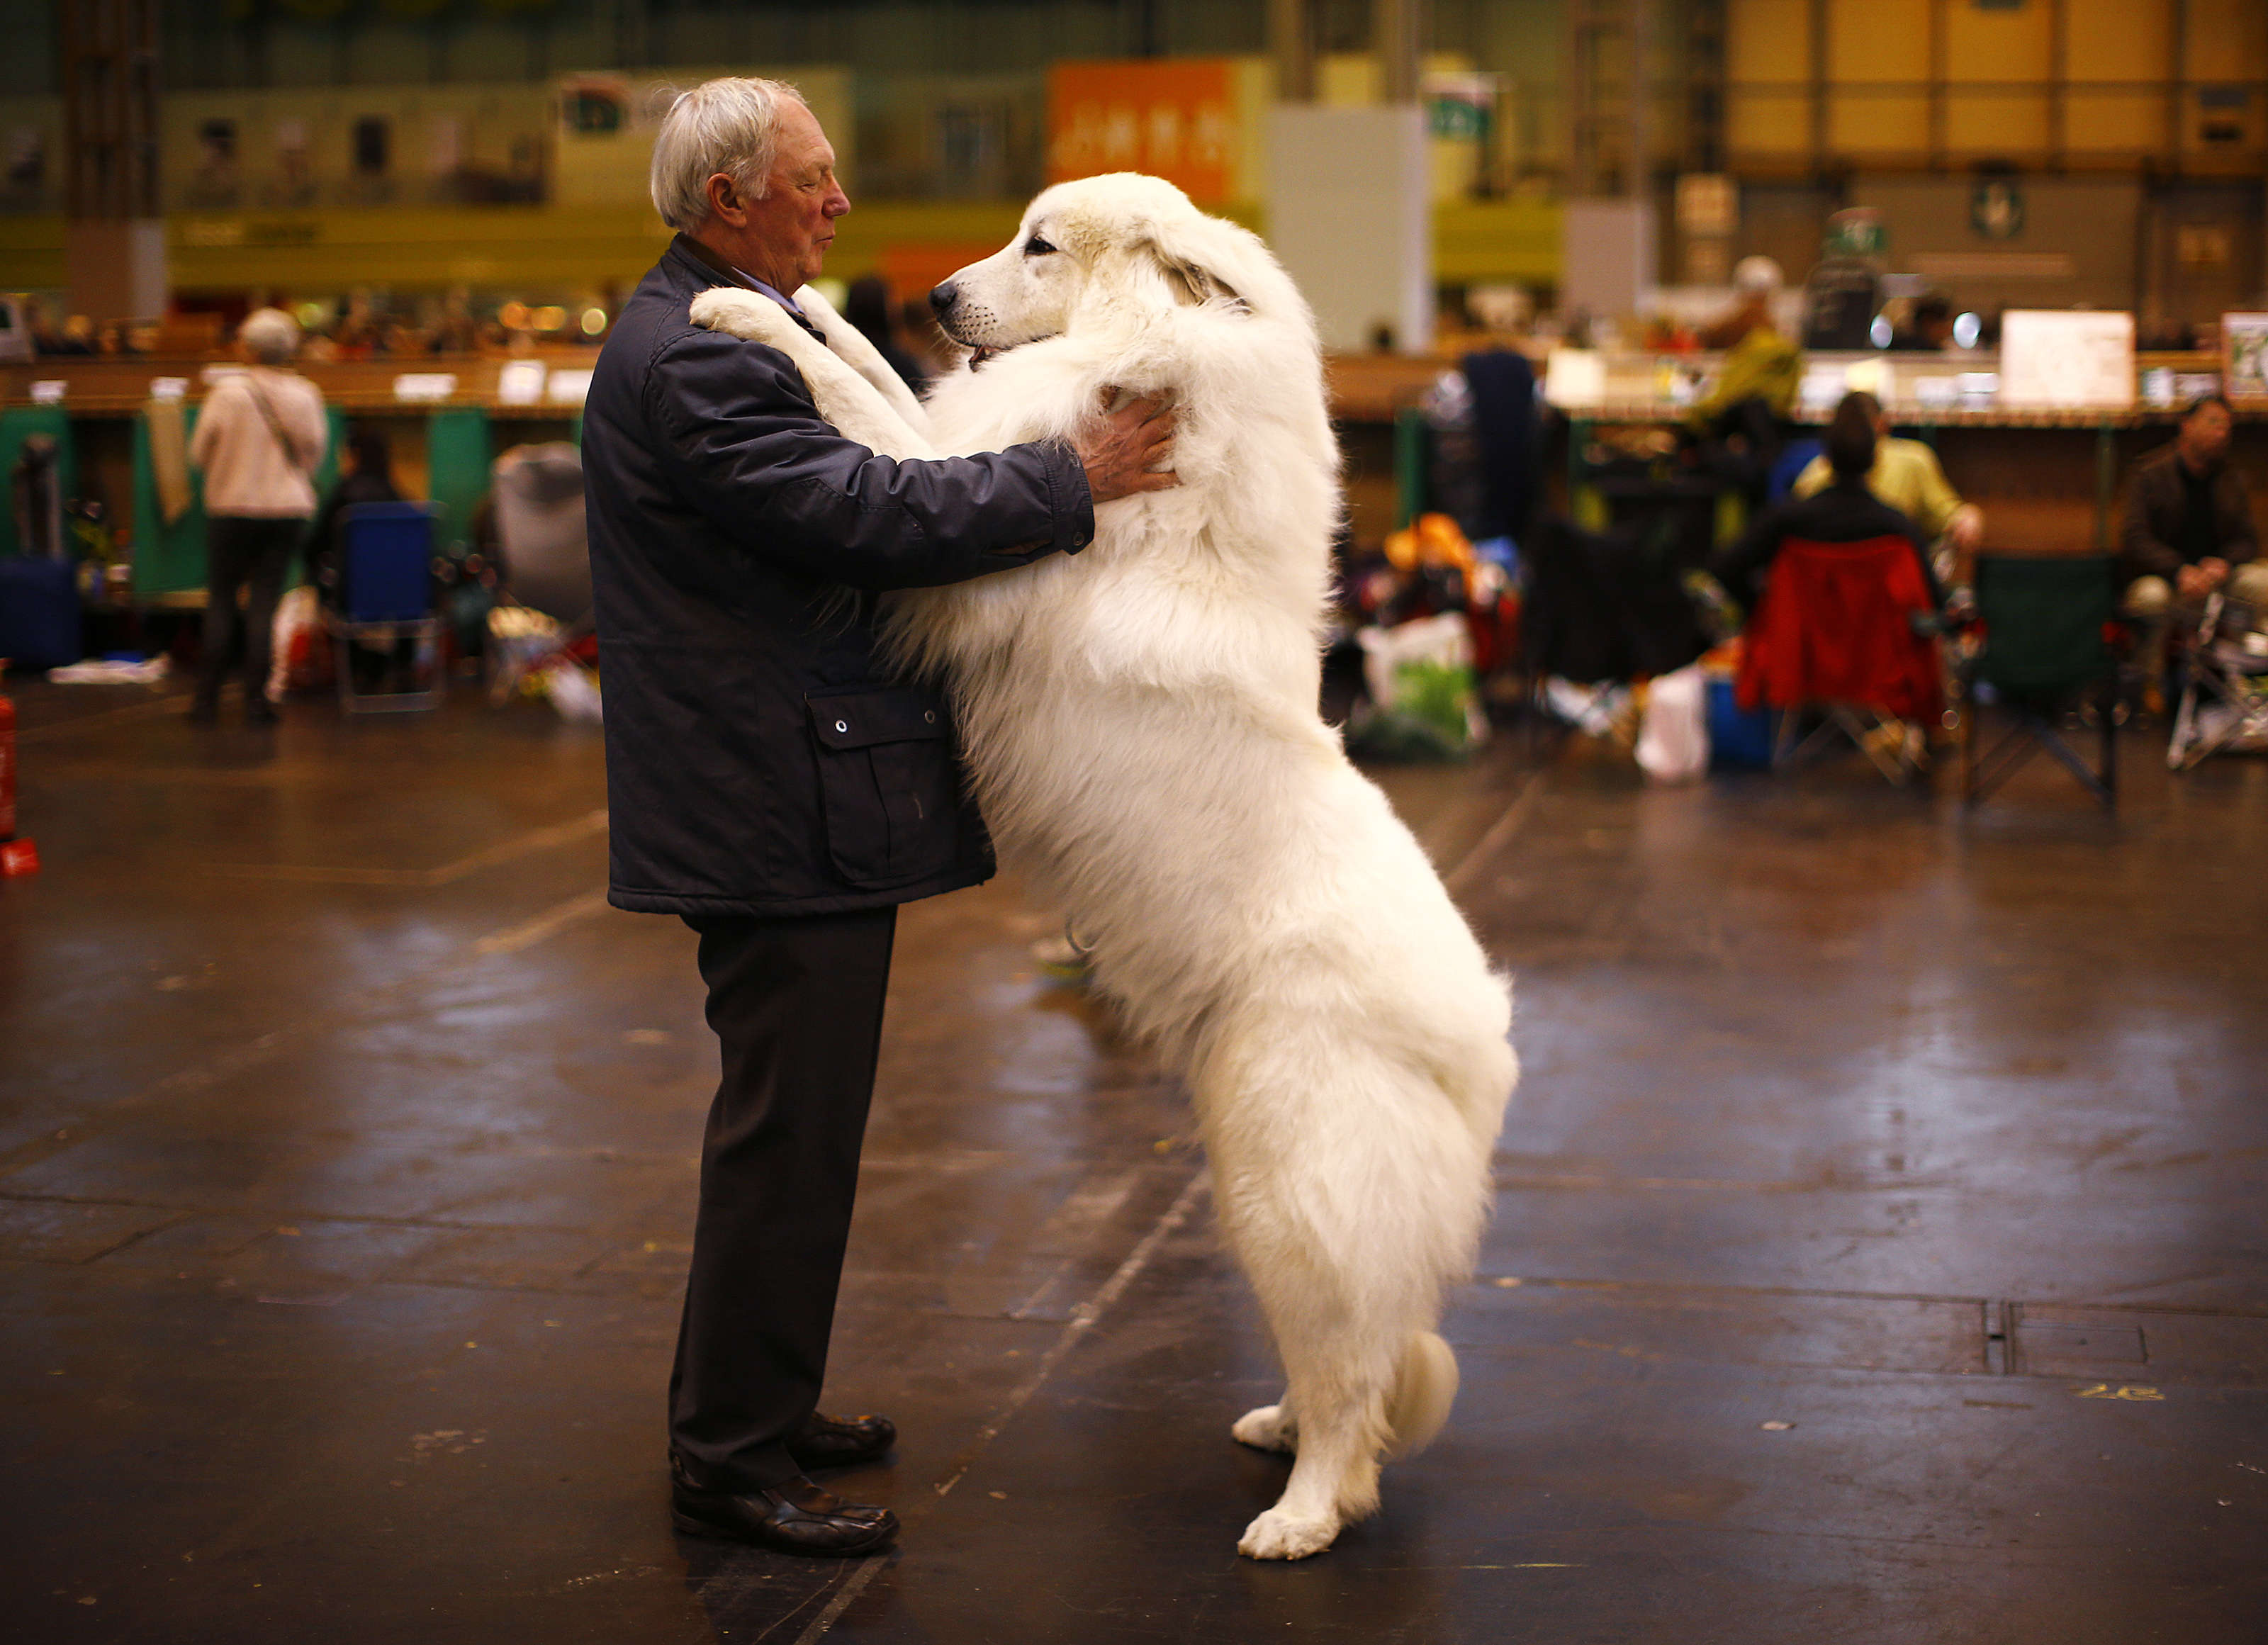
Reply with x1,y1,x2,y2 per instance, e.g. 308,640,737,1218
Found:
4,678,2266,1644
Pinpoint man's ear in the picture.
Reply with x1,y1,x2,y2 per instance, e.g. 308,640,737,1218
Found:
705,171,749,226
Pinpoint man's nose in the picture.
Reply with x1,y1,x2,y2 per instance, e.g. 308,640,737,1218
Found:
930,281,958,315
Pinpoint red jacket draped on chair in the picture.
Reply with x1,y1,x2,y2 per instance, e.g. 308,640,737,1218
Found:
1735,535,1942,724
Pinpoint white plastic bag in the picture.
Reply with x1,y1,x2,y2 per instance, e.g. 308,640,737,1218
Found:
1352,613,1486,758
1635,663,1710,782
541,657,603,724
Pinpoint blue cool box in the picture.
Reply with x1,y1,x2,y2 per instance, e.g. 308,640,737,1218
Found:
1707,675,1775,770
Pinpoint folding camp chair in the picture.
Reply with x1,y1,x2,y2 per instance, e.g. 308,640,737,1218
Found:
1734,535,1941,786
2167,588,2268,771
330,501,444,714
1955,554,2120,809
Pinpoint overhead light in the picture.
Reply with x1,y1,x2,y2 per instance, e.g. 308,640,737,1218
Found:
531,305,566,332
580,307,607,336
1953,310,1982,349
1869,314,1892,349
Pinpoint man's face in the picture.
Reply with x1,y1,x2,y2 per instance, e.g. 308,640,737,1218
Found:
738,101,849,288
2180,403,2232,468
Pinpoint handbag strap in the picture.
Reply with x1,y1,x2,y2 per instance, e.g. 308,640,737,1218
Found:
242,376,313,476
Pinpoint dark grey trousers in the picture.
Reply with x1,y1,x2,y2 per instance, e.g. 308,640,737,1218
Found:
196,515,303,710
670,906,898,1491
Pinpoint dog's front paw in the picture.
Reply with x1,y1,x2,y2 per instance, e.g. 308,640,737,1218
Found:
1231,1405,1298,1454
1238,1508,1340,1561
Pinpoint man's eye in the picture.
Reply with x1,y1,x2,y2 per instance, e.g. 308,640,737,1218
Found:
1023,235,1056,257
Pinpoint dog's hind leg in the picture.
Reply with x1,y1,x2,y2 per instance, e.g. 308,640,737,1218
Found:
1231,1393,1297,1454
1206,1040,1491,1561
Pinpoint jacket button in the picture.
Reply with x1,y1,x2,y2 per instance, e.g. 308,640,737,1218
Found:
835,719,848,733
1073,532,1089,546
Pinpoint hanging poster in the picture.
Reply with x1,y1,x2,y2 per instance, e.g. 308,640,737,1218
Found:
2222,313,2268,408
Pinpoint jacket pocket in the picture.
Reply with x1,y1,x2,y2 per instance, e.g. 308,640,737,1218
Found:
807,687,961,888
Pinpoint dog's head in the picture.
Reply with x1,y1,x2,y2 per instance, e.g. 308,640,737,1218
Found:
929,174,1274,366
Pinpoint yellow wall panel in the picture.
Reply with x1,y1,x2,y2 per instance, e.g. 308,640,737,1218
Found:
1829,93,1930,154
1729,91,1813,157
2184,0,2268,80
1729,0,1813,84
1946,93,2050,154
1945,0,2051,85
1828,0,1929,83
2063,91,2172,153
2067,0,2170,84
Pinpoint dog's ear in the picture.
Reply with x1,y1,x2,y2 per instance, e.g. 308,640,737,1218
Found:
1140,220,1248,313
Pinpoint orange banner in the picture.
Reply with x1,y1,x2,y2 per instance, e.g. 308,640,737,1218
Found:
1046,60,1240,206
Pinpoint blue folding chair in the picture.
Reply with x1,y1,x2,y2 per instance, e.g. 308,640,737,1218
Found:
332,501,444,713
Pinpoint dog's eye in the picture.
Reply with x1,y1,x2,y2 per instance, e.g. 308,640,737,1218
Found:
1023,235,1057,257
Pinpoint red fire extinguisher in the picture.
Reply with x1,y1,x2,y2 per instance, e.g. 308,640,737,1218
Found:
0,661,39,877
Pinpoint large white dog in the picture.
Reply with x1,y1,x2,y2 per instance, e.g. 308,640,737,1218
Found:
692,173,1515,1561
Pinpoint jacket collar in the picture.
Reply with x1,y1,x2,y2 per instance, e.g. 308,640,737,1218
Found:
666,234,826,342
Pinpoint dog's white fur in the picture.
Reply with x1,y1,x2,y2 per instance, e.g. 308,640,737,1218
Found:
691,174,1515,1561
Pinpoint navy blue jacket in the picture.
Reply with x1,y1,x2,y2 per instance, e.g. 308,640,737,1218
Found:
584,236,1094,916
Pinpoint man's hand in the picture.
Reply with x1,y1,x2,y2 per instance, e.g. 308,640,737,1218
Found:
1072,393,1179,505
1947,504,1984,552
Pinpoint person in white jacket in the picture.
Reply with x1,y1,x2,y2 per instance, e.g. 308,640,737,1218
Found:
186,308,329,724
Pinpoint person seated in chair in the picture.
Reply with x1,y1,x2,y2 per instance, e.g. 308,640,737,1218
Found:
1790,389,1983,584
1709,392,1944,618
1707,395,1946,765
305,423,404,611
2118,394,2264,707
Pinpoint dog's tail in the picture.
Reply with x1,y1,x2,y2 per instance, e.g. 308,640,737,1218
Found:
1384,1330,1459,1457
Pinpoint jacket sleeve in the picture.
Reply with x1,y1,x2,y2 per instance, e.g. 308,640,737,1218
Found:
2118,459,2180,583
288,383,329,476
1908,445,1963,540
187,385,225,471
644,327,1094,593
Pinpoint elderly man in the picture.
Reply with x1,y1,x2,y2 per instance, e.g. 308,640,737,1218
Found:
186,308,329,724
582,77,1174,1557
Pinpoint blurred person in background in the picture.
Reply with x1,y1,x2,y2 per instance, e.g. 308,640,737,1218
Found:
583,74,1174,1559
1791,389,1983,581
897,295,957,381
842,274,926,392
186,306,329,724
1709,391,1943,616
1890,292,1957,352
1687,255,1802,505
305,422,403,610
2119,394,2264,706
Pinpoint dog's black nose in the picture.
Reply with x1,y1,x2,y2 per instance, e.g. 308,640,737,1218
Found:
929,280,958,315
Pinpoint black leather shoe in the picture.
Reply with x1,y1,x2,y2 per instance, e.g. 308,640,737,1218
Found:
671,1468,898,1557
788,1410,897,1472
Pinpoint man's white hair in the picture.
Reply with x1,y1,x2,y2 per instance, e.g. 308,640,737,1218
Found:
649,77,809,232
238,306,300,364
